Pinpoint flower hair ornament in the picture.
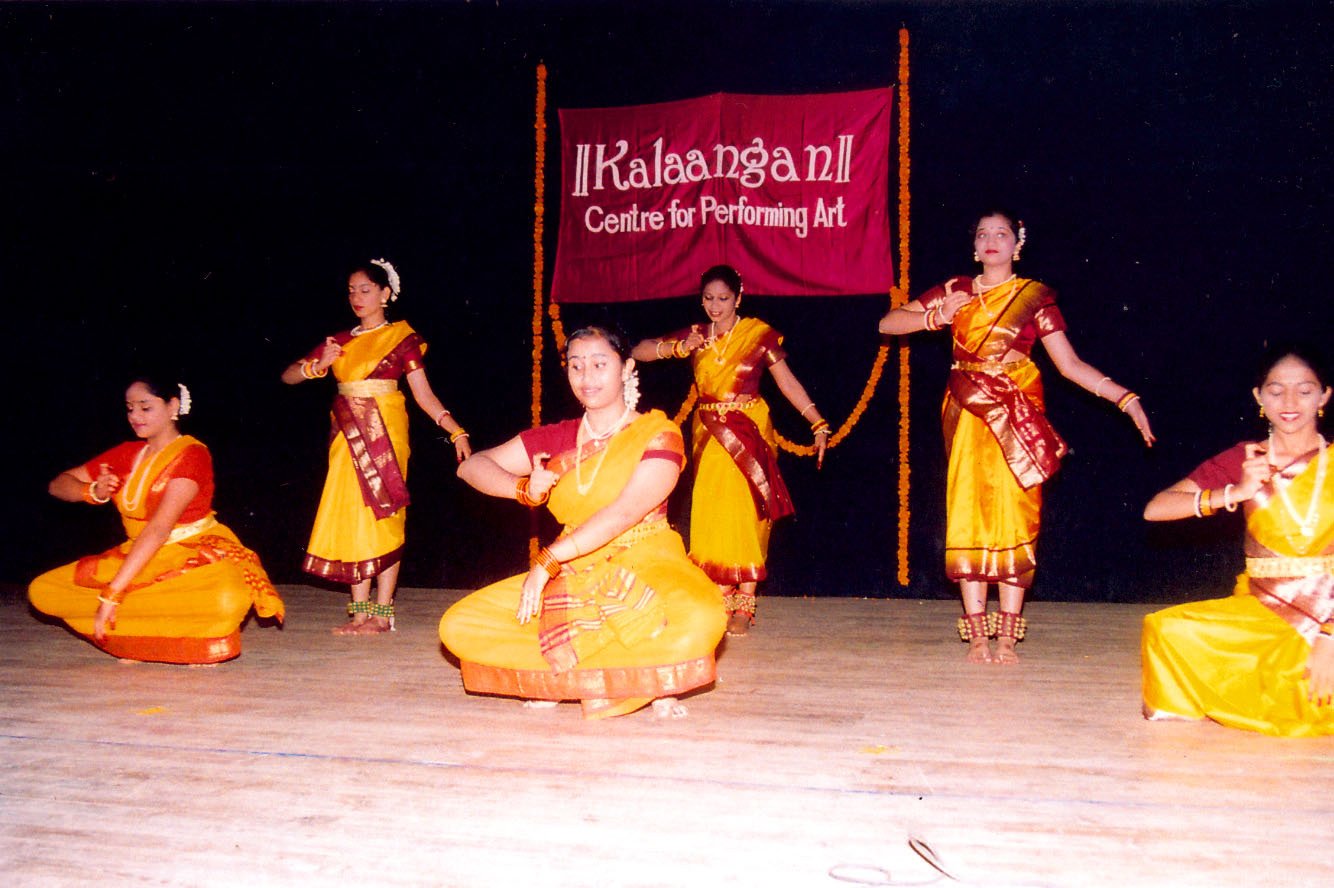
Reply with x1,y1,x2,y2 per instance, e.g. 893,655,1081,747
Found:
176,383,193,417
1013,221,1027,262
370,258,402,301
622,367,642,410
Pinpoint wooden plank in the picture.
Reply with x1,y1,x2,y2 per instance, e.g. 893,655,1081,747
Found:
2,586,1331,887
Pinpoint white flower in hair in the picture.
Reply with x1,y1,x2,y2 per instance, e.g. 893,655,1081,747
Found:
177,383,193,416
622,368,641,411
370,258,402,301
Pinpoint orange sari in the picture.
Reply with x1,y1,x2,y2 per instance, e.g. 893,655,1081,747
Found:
922,276,1066,587
28,435,284,663
439,411,726,719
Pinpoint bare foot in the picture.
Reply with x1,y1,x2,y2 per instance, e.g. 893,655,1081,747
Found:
332,615,369,636
725,612,752,637
522,699,559,710
965,638,993,664
352,615,392,635
652,697,688,719
994,637,1020,664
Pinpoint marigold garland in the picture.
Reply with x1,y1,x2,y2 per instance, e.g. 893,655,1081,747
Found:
894,28,912,585
531,63,548,429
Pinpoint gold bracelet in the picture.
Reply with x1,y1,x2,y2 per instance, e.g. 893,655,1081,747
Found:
532,546,561,579
673,339,691,359
1200,487,1215,517
515,476,548,507
449,428,470,444
1117,391,1140,412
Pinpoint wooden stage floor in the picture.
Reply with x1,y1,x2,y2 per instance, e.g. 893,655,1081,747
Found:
2,585,1331,887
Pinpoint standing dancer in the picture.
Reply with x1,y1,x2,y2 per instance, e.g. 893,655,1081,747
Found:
879,210,1154,663
441,326,726,719
632,264,828,636
1142,346,1332,735
29,374,284,663
282,259,471,634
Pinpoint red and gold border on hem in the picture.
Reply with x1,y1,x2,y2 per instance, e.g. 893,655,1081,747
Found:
302,546,404,585
459,655,716,704
690,556,766,585
90,631,241,664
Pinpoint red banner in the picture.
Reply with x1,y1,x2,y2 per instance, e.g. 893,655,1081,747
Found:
551,88,893,303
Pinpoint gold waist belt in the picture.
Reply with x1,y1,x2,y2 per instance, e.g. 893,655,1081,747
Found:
698,397,757,415
167,515,218,544
952,357,1032,375
1246,554,1334,578
338,379,398,397
565,517,669,552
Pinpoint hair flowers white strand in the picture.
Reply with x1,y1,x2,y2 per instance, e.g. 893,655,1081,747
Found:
370,257,402,301
622,368,642,410
177,383,193,416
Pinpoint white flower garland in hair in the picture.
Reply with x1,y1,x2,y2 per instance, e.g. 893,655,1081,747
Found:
370,258,402,301
177,383,193,416
622,368,641,410
1016,221,1027,250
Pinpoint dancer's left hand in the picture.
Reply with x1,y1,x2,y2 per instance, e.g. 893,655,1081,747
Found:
517,567,548,624
94,599,118,642
1306,636,1334,706
1125,399,1155,447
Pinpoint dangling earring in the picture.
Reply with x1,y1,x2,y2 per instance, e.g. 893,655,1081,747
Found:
1320,407,1326,418
972,251,980,263
623,369,641,410
1259,405,1266,419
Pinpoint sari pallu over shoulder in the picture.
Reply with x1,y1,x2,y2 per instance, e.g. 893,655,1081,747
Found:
1242,444,1334,643
327,328,426,518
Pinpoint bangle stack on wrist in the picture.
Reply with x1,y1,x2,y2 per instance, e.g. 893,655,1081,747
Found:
1116,391,1140,412
449,428,470,444
532,546,561,579
515,476,549,507
672,339,692,359
300,360,328,380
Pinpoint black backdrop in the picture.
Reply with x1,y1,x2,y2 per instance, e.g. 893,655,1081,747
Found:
2,1,1327,604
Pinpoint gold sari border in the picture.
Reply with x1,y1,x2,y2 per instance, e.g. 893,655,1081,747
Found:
165,515,218,545
459,655,716,702
302,546,404,584
691,556,766,585
91,631,241,664
952,357,1033,374
1247,554,1334,578
338,379,399,397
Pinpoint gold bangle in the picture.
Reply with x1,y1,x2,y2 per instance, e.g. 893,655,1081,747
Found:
1117,391,1140,412
655,340,669,359
85,481,111,504
1200,488,1215,517
449,429,469,444
673,340,691,359
532,546,561,579
515,476,548,507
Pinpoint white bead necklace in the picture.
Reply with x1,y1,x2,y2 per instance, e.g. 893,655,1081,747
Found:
118,441,174,513
351,320,390,336
974,273,1016,292
1268,432,1327,540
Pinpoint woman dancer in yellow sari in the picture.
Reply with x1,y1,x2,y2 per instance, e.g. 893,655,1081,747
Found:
633,264,829,636
29,375,284,664
282,259,471,634
880,211,1154,663
1142,347,1333,736
441,327,726,719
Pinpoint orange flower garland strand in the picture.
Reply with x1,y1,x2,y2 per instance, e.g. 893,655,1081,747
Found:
531,63,548,429
893,28,912,585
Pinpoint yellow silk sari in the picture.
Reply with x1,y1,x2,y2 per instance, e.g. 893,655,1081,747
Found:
1142,444,1334,736
304,321,424,583
685,317,790,585
927,277,1066,588
28,435,284,664
439,411,726,719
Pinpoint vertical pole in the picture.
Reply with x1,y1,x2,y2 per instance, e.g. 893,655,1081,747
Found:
894,29,912,586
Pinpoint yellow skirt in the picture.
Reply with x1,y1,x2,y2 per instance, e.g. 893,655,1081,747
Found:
441,530,725,719
687,403,775,585
304,391,410,582
1142,588,1334,737
28,524,283,664
944,408,1042,587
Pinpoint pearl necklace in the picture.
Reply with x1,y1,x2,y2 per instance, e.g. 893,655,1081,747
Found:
575,404,633,495
351,320,390,336
974,273,1016,292
118,439,176,513
708,318,738,365
1268,432,1327,540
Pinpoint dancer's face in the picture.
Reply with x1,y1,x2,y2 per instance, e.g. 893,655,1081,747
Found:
347,271,390,322
1255,354,1330,436
567,335,627,411
701,280,739,326
125,382,176,440
974,214,1018,267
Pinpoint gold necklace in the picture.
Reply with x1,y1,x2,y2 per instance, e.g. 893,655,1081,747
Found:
1268,432,1327,540
575,406,632,495
708,318,738,365
118,441,173,513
